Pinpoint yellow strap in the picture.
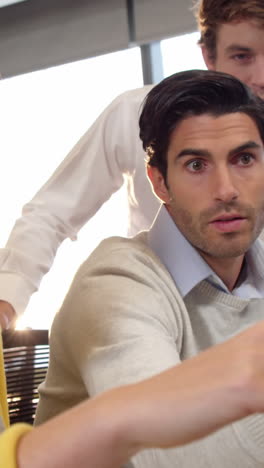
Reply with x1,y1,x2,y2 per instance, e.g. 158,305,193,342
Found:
0,423,32,468
0,330,10,428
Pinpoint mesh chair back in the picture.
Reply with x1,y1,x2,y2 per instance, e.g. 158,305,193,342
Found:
3,329,49,425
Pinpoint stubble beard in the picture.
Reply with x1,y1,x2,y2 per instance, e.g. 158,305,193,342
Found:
167,199,264,260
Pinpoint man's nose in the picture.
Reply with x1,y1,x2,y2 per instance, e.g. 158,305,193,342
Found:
213,168,239,203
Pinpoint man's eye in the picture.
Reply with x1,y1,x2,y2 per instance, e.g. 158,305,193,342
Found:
186,160,205,172
237,153,254,165
231,53,253,63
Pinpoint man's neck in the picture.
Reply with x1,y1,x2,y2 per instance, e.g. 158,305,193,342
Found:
197,252,245,292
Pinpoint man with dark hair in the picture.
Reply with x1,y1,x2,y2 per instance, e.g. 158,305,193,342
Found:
36,70,264,467
1,0,264,330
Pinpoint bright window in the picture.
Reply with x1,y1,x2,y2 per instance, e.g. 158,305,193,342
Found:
1,31,207,330
0,47,143,329
161,31,206,77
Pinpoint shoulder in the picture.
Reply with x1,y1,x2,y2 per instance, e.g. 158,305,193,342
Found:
50,234,186,361
77,233,171,283
55,233,183,322
63,234,185,330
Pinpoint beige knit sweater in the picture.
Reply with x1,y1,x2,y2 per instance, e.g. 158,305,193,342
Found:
35,233,264,467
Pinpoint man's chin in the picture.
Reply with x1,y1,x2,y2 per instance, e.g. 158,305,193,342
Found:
201,238,252,259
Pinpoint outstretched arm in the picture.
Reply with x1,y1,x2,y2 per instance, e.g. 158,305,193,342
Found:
16,320,264,468
34,238,264,468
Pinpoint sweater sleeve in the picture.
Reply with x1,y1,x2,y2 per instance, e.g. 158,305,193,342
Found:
35,238,183,424
0,86,150,317
0,423,32,468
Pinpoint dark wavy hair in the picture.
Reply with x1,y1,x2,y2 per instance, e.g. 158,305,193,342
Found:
139,69,264,182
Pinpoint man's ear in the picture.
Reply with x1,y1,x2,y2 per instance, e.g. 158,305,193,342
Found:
201,45,216,70
147,166,170,203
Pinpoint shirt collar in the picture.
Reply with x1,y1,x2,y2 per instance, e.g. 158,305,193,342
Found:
147,205,214,297
246,237,264,281
147,204,264,298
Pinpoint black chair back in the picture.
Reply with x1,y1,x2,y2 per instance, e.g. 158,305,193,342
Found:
3,329,49,425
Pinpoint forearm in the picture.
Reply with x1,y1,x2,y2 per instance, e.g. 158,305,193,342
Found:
17,325,264,468
115,354,250,451
18,357,254,468
17,390,136,468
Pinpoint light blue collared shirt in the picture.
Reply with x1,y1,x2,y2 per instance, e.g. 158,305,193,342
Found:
147,205,264,299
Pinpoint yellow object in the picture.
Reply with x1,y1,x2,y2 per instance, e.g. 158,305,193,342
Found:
0,332,9,428
0,331,32,467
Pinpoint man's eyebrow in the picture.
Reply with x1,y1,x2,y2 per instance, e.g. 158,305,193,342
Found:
175,141,262,161
225,45,253,54
176,148,211,159
228,141,262,156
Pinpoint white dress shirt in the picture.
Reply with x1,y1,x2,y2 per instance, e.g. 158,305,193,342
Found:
0,85,161,316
